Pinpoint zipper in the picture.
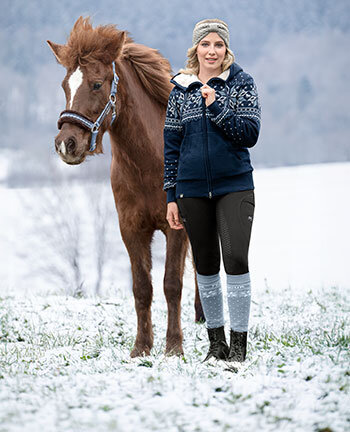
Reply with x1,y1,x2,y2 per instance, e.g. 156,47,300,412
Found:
202,97,213,198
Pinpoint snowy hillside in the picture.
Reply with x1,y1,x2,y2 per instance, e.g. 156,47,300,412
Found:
1,161,349,296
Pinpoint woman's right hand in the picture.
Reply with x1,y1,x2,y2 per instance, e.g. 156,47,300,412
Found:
166,202,184,230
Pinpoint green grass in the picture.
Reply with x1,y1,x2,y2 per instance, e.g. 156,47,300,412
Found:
0,286,349,431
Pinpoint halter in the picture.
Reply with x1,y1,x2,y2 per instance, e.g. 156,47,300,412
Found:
57,62,119,152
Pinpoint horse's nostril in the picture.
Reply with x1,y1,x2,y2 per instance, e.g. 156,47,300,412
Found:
55,139,61,152
66,137,77,154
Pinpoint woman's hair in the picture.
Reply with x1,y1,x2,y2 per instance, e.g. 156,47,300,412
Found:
178,21,235,75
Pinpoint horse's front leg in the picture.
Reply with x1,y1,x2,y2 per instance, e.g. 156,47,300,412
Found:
120,223,154,358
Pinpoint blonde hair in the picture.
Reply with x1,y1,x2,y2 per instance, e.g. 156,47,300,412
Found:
179,19,235,75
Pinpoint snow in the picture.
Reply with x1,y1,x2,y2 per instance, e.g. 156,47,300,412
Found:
0,162,349,431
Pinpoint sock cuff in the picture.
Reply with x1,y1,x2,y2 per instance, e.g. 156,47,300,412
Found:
196,272,220,285
227,272,250,285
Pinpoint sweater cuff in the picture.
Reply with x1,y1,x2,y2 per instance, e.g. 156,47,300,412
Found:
166,187,176,203
206,100,223,117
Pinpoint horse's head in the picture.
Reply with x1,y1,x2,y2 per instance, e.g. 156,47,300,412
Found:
47,17,126,165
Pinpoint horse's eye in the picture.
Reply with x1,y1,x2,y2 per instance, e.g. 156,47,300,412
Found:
93,82,102,90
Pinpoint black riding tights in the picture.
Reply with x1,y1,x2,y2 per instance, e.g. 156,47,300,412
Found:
177,189,255,275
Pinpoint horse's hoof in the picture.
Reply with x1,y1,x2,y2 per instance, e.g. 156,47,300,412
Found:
195,313,205,324
195,303,205,323
165,345,184,357
130,345,151,358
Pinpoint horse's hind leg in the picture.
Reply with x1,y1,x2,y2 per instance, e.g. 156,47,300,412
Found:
163,227,189,356
120,224,154,358
193,258,205,323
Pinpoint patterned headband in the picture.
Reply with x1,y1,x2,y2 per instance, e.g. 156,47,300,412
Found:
192,21,230,47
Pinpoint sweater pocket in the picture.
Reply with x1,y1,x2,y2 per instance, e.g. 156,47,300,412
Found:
207,132,245,177
177,132,207,180
228,146,250,161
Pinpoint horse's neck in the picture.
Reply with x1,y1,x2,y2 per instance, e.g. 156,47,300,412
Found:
109,60,164,173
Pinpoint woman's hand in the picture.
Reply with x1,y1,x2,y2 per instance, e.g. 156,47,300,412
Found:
166,202,184,230
200,84,216,107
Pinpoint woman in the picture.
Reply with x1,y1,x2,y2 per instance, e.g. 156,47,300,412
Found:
163,18,261,363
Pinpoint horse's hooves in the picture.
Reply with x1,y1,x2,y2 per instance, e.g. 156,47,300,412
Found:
165,345,184,357
130,345,151,358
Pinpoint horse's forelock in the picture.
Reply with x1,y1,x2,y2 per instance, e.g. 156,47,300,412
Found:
60,16,131,69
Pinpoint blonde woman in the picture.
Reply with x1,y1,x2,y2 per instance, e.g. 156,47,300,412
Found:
163,19,261,363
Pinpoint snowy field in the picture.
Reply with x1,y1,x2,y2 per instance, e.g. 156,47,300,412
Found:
0,162,349,431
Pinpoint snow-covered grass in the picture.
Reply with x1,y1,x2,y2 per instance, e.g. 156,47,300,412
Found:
0,161,349,431
0,284,349,431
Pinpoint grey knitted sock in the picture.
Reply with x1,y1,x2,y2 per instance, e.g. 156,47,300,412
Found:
226,272,251,332
196,272,225,329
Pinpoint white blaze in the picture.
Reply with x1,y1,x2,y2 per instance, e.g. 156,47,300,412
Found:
68,67,83,109
60,141,66,155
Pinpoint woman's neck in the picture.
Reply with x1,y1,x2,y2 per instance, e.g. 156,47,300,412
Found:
197,67,222,84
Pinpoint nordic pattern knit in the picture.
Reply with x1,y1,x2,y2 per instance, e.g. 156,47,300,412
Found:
163,62,261,203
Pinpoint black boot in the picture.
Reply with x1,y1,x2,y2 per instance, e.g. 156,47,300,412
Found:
202,326,229,362
227,330,248,362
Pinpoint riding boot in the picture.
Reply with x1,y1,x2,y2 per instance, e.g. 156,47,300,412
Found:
227,329,248,362
202,326,229,362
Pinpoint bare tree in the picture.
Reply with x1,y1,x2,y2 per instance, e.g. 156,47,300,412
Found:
84,183,112,296
18,182,86,297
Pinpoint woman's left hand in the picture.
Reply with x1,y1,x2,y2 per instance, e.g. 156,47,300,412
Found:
200,84,216,107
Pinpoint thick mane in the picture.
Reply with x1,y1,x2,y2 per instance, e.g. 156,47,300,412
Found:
62,16,173,107
123,43,174,108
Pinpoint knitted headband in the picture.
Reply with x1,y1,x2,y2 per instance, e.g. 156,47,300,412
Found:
192,20,230,48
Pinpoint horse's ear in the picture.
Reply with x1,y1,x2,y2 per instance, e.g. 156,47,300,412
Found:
103,31,127,64
47,40,65,64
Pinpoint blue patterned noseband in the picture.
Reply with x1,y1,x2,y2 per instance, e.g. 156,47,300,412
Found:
57,62,119,152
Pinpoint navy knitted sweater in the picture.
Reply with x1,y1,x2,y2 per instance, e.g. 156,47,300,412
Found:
163,62,261,203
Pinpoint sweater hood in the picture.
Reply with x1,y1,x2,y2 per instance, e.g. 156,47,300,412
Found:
170,62,243,91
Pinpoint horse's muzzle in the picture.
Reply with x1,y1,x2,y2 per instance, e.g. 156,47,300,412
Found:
55,136,77,156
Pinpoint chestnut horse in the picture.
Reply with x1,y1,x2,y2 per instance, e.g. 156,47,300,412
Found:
47,17,204,357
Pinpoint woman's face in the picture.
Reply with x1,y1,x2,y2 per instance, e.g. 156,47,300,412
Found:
196,32,226,73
